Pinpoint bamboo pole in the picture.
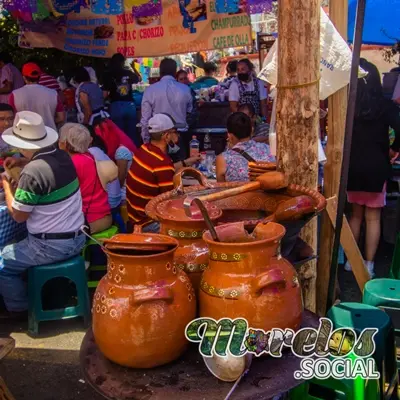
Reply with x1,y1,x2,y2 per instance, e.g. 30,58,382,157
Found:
317,0,348,316
276,0,320,312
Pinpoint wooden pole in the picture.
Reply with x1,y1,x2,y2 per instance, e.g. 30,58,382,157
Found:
276,0,320,312
316,0,348,316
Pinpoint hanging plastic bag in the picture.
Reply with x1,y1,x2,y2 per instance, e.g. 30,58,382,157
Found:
259,7,367,100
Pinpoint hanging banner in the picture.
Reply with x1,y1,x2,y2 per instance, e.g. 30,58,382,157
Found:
18,0,252,58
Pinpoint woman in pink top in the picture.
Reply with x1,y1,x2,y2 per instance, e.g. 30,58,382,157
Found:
59,123,112,233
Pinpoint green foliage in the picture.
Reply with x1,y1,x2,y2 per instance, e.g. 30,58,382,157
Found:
0,13,108,80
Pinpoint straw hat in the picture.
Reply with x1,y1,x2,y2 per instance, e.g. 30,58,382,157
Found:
203,353,252,382
2,111,58,150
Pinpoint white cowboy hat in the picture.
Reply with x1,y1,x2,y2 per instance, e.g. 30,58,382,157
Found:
2,111,58,150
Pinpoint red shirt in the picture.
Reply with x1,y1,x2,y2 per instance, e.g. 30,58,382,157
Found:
126,143,174,226
72,153,110,223
39,73,61,91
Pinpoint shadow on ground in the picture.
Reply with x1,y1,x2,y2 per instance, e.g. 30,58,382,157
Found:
0,319,103,400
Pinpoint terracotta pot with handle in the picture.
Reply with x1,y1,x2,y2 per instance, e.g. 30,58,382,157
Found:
146,168,223,292
199,222,303,332
92,233,196,368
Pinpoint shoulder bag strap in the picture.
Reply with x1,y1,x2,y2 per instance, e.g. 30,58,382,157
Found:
231,148,256,163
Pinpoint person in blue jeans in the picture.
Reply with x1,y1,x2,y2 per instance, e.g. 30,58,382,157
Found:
0,111,86,319
102,53,141,147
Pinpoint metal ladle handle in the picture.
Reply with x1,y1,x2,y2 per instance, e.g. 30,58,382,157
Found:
80,225,107,251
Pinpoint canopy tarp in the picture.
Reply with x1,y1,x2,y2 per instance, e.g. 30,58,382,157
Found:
348,0,400,45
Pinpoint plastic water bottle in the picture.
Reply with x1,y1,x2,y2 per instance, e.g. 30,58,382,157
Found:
189,135,200,157
204,133,212,150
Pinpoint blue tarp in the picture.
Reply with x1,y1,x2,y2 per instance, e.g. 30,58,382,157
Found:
348,0,400,45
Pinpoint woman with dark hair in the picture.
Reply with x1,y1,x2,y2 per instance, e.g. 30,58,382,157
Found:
102,53,140,146
345,58,400,277
226,60,238,78
73,66,106,125
219,60,238,94
216,112,273,182
228,58,268,119
191,62,219,90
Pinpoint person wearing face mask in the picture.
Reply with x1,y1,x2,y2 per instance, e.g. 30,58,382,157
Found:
126,113,199,233
228,58,268,119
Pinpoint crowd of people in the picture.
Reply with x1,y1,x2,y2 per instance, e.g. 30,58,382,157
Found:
0,51,275,318
2,46,398,316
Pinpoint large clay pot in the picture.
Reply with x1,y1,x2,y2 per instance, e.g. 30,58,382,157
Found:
146,169,223,292
146,168,326,292
92,233,196,368
199,222,303,332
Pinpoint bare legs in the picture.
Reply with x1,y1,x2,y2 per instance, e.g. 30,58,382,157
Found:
348,204,364,244
364,207,381,262
347,203,381,277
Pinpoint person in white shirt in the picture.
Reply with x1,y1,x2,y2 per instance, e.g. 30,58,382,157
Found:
9,62,65,130
0,52,24,105
140,58,193,145
228,58,268,119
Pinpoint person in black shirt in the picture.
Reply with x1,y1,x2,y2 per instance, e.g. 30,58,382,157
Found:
102,53,140,146
345,58,400,278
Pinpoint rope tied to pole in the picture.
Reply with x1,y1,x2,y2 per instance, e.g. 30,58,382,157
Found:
276,76,321,89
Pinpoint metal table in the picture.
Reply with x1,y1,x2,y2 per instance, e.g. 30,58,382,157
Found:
80,311,319,400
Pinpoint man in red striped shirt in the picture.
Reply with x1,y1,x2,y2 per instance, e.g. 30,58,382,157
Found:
126,114,179,232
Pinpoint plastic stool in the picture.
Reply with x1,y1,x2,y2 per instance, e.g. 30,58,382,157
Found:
327,302,398,400
363,279,400,371
82,225,118,288
28,256,90,335
390,233,400,280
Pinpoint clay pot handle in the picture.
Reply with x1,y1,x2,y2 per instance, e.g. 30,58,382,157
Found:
252,269,286,295
173,167,212,194
131,286,174,305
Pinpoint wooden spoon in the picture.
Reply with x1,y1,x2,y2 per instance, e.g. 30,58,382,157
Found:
184,171,288,208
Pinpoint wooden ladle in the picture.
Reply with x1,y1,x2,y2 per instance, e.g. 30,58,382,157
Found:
184,171,288,210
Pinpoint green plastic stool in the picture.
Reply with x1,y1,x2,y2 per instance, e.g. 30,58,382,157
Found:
28,256,90,335
390,233,400,280
82,225,119,288
289,357,380,400
363,278,400,371
327,303,398,400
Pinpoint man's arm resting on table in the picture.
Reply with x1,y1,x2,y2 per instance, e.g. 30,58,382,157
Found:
2,177,30,223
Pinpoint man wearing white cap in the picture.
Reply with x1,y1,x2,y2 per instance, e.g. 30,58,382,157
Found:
0,111,85,318
126,113,199,233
